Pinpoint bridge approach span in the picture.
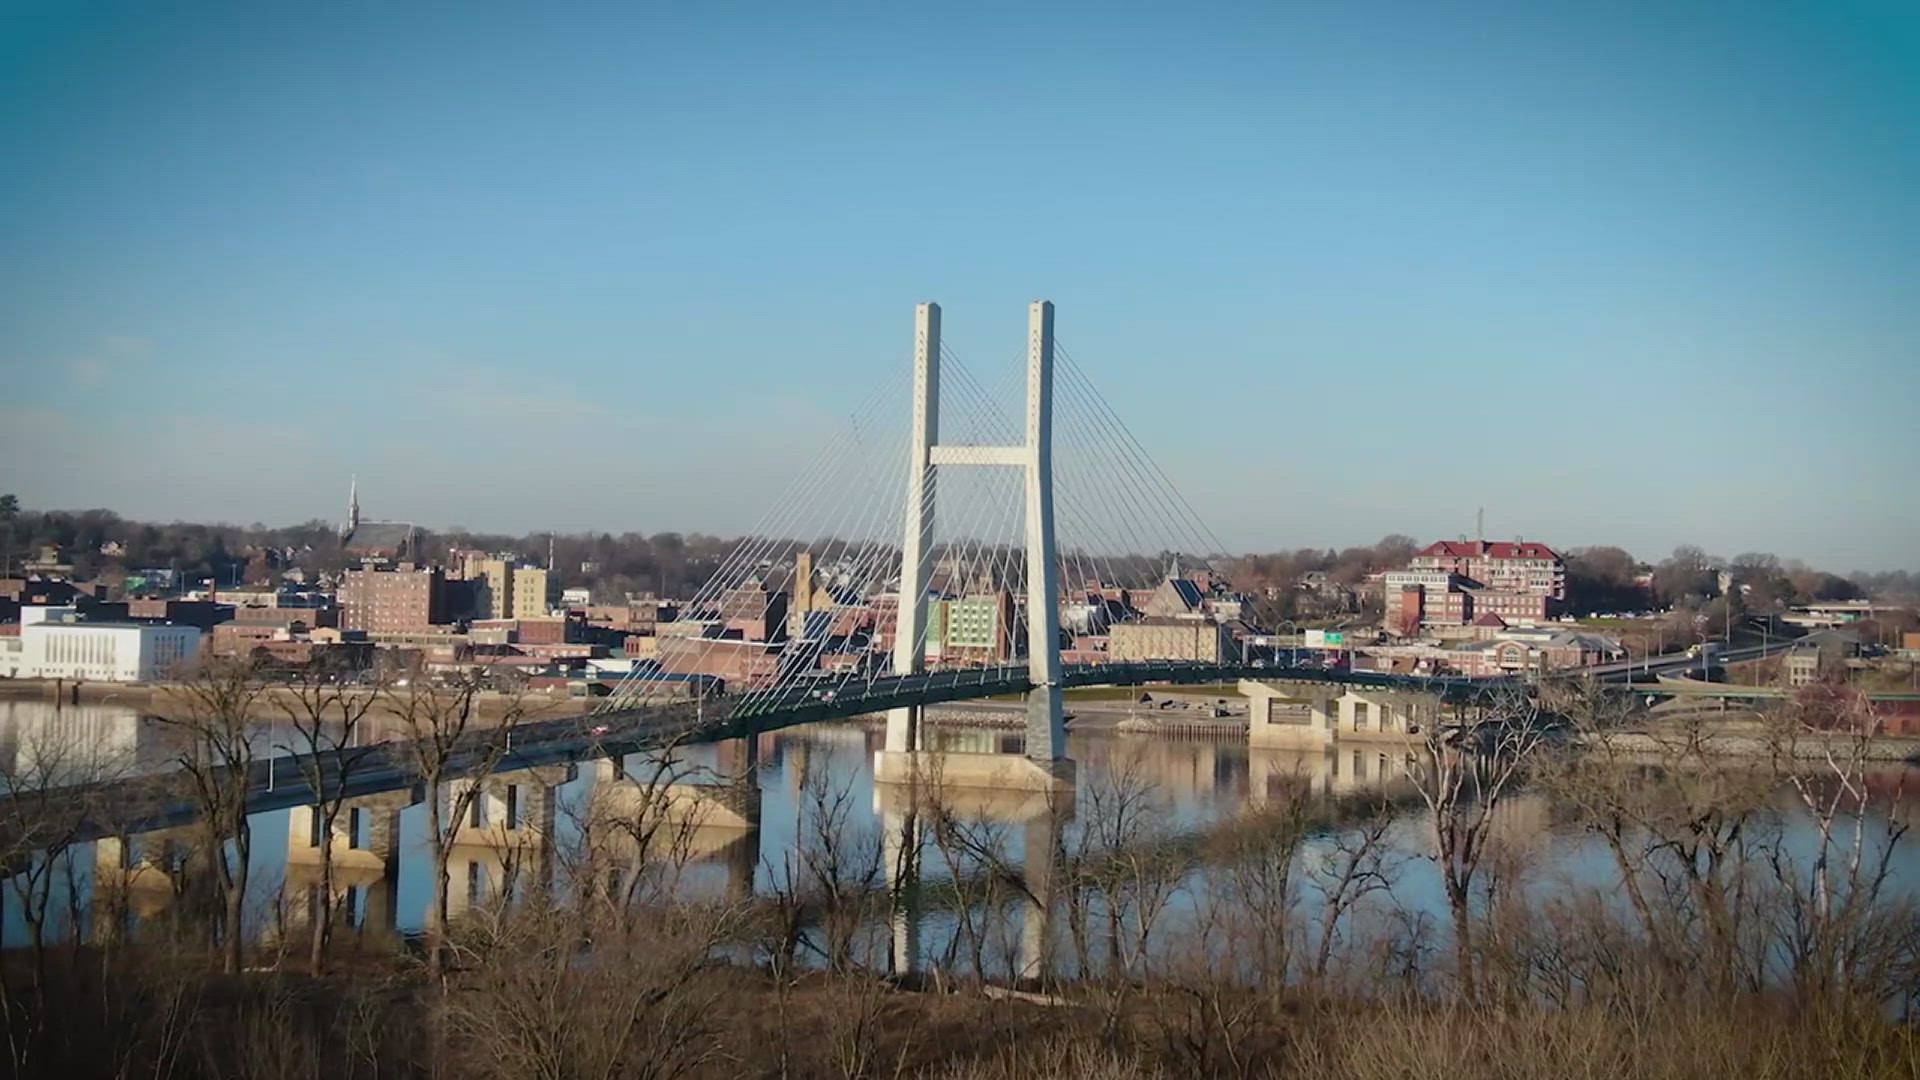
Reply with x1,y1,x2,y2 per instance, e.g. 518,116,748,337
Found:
12,662,1508,843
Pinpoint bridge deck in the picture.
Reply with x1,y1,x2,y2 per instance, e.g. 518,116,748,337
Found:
7,662,1506,843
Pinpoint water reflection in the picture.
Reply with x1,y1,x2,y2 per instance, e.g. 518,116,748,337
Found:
3,697,1918,988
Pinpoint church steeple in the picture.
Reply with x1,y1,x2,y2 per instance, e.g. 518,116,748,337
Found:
344,475,361,538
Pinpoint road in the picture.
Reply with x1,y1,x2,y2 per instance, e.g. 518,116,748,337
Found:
14,660,1505,842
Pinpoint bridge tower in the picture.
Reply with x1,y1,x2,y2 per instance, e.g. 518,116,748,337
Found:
879,301,1072,791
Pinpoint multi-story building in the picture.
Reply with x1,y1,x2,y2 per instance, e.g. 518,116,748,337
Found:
125,598,233,630
18,608,202,682
339,564,446,634
714,580,787,643
929,591,1016,663
654,635,780,691
510,567,550,620
1391,540,1566,629
1409,541,1566,601
1108,616,1231,663
1785,637,1859,687
468,558,515,620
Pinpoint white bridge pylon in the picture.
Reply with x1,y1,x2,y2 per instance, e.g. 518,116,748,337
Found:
886,301,1067,773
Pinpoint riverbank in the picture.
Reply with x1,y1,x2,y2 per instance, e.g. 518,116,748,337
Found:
3,937,1912,1080
0,676,592,723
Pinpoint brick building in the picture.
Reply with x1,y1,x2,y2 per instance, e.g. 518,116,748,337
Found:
339,564,446,634
1107,616,1231,663
1409,540,1565,600
927,591,1017,663
1389,540,1567,629
655,635,780,691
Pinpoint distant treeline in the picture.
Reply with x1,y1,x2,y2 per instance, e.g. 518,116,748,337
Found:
1,500,1911,613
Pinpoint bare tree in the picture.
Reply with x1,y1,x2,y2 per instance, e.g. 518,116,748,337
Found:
1061,753,1187,984
1409,685,1551,1002
152,656,267,973
382,668,530,977
794,765,884,973
1766,692,1914,1005
441,899,738,1080
1303,795,1405,987
275,665,388,975
0,706,133,982
1546,707,1773,997
1207,796,1308,999
556,733,714,917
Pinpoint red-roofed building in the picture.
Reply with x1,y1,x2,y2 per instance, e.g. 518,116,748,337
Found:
1383,540,1567,629
1409,540,1566,601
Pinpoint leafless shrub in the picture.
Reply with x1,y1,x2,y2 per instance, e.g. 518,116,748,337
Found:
440,900,739,1080
926,1034,1165,1080
275,665,389,975
1409,684,1554,1002
1301,794,1406,988
151,655,269,973
381,667,530,977
1763,694,1916,1007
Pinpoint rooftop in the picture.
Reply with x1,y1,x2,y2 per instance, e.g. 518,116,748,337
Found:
1417,540,1562,561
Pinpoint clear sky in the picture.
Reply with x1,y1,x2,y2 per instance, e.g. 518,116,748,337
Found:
3,1,1916,571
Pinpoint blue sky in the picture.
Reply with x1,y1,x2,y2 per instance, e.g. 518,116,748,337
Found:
3,1,1916,570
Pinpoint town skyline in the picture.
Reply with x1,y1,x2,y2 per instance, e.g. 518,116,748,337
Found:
5,4,1918,570
6,491,1913,588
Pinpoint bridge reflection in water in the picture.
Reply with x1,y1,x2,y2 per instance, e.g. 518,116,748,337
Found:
14,706,1918,981
24,704,1443,962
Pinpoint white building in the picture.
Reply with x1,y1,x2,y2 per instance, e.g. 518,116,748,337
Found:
19,616,202,682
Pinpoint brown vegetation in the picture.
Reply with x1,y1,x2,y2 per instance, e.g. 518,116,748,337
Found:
3,684,1919,1078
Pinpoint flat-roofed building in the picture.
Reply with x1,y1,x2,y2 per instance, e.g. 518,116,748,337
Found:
21,619,202,681
340,564,445,634
1108,616,1230,663
510,567,550,619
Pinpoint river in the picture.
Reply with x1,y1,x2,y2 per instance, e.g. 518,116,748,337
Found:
3,697,1917,987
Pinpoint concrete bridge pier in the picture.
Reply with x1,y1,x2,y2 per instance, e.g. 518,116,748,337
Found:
1243,680,1439,749
589,754,763,902
722,827,759,902
90,828,196,942
875,764,1071,983
444,765,569,917
590,755,763,833
1244,680,1336,748
283,790,408,943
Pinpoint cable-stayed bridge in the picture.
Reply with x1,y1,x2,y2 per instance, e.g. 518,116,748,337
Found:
587,300,1500,791
9,301,1511,839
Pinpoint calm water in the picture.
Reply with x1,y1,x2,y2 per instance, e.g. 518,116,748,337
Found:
3,697,1917,979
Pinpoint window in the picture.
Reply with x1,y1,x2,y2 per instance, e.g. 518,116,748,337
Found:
1352,701,1369,731
348,807,365,849
505,785,522,830
470,793,487,829
309,806,325,848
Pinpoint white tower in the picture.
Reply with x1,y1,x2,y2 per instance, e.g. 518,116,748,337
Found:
344,475,361,539
885,301,1067,769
